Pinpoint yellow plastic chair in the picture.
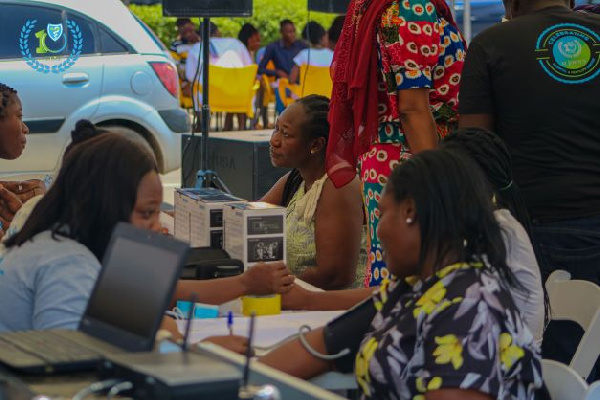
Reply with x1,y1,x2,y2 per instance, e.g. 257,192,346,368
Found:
277,65,333,107
298,65,333,98
194,65,259,118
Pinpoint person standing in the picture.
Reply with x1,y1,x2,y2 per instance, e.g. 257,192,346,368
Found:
458,0,600,370
327,0,466,286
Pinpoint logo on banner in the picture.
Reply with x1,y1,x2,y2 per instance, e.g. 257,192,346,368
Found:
535,23,600,84
19,19,83,74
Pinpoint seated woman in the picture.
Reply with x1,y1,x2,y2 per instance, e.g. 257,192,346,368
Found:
289,22,334,84
0,83,44,239
262,148,542,400
282,127,545,344
261,95,365,290
0,133,292,338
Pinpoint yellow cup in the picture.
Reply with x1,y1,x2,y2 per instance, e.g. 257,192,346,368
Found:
242,294,281,316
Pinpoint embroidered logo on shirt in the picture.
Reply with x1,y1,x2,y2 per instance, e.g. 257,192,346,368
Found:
535,23,600,84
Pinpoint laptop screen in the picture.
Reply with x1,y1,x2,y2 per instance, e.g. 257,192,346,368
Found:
85,236,179,338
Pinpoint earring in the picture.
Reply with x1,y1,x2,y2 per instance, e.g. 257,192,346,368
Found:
310,149,316,154
406,218,413,225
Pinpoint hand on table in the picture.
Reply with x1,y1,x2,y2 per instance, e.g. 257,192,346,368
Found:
241,261,295,296
202,335,249,355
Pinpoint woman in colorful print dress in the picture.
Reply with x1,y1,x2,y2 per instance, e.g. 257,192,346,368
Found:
327,0,466,286
261,148,543,400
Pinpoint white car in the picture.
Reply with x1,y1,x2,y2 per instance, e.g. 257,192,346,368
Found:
0,0,189,178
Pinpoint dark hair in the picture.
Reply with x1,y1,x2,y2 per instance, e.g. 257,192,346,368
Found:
296,94,330,142
64,119,108,157
280,19,294,31
6,134,158,261
386,148,515,286
280,95,330,206
441,128,532,235
199,21,219,37
176,18,192,28
0,83,18,120
238,23,259,47
302,21,326,45
327,16,345,46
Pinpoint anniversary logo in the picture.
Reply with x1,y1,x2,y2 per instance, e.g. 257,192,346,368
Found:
19,19,83,74
535,23,600,84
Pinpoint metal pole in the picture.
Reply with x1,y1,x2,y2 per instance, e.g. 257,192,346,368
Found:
201,17,210,174
463,0,472,43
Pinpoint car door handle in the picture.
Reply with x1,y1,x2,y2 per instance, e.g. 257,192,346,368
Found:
62,73,89,84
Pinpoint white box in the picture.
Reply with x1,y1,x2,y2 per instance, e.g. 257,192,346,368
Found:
174,188,193,242
223,202,286,269
189,189,244,248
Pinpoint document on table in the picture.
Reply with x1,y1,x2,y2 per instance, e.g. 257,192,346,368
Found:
177,311,343,349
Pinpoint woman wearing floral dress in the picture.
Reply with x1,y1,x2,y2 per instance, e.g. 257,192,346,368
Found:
327,0,466,286
261,148,543,400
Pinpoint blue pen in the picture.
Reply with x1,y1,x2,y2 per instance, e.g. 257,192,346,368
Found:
227,311,234,335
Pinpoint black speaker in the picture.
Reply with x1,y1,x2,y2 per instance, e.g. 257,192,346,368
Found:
308,0,349,14
162,0,253,17
181,133,290,201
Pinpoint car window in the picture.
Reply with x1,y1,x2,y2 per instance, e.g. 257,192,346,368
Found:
98,26,129,54
65,13,97,55
0,4,65,60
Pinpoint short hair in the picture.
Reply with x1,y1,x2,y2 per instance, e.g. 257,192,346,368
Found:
296,94,330,142
199,21,219,37
0,83,18,120
176,18,192,28
280,19,294,31
301,21,326,45
6,133,158,261
238,23,259,46
327,16,345,45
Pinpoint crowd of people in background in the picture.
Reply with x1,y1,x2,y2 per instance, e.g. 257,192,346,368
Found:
1,0,599,398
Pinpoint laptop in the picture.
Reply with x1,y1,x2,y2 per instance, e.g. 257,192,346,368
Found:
0,222,189,374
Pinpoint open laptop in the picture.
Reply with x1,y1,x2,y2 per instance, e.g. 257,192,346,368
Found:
0,222,189,374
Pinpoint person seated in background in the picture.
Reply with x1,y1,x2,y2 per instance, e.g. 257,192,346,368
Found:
258,20,307,115
261,95,365,290
262,148,543,400
169,19,201,109
0,133,292,339
282,127,545,344
238,22,261,62
0,83,44,240
327,15,345,51
289,22,334,84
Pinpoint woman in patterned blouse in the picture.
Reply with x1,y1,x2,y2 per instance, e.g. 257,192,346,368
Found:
261,148,543,400
327,0,466,287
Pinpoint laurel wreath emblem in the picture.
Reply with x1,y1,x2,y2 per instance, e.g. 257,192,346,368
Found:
19,19,83,74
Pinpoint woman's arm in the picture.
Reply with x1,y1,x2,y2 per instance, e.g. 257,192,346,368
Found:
172,262,294,307
299,176,364,289
259,171,290,204
398,88,438,153
259,327,333,379
282,284,373,311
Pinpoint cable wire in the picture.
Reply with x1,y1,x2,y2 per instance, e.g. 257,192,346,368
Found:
106,381,133,400
72,379,123,400
298,325,350,360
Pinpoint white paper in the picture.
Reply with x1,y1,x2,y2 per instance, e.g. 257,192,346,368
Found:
178,311,343,349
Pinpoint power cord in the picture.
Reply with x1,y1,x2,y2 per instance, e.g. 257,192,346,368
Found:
106,381,134,400
71,378,123,400
301,10,312,97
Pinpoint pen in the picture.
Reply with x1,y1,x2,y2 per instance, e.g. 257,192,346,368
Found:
227,311,234,335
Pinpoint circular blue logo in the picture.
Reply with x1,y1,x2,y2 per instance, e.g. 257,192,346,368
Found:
535,23,600,84
19,19,83,74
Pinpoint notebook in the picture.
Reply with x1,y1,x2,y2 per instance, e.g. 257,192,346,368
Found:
0,222,189,374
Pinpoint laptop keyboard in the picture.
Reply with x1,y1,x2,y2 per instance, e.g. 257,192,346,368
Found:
0,330,101,364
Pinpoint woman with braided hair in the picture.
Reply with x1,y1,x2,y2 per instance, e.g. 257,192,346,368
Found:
262,95,366,290
0,83,45,239
327,0,467,287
